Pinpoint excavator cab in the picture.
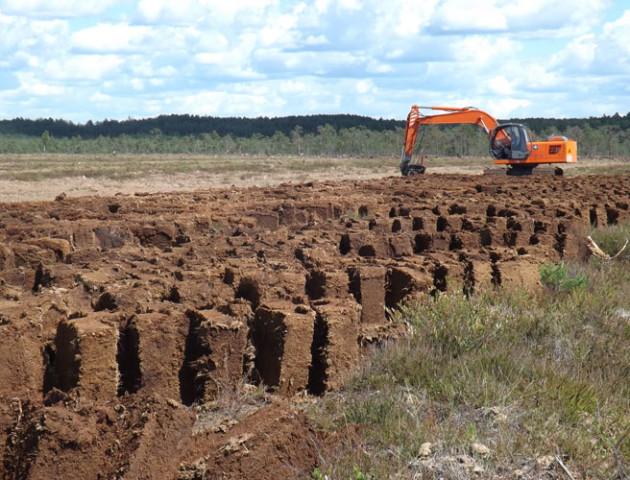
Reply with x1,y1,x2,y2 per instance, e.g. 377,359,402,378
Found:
489,124,531,161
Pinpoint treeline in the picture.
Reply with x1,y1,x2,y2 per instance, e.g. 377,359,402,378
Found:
0,125,402,157
507,112,630,133
0,114,401,139
0,112,629,157
2,111,630,140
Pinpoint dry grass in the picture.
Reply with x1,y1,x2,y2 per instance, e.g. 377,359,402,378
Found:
0,153,400,182
564,157,630,176
191,381,270,436
2,153,629,184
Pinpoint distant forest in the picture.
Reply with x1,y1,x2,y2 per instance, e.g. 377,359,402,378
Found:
1,112,629,157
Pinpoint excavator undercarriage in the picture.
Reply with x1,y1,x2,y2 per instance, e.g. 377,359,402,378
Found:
483,165,565,177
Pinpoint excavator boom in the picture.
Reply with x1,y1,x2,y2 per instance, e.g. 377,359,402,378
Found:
402,105,499,159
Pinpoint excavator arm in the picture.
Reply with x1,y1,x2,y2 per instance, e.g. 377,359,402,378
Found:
401,105,500,175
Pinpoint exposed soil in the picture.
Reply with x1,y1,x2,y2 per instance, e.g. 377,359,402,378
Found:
0,168,400,204
1,173,630,479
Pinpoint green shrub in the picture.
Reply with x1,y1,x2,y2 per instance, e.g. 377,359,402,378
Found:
539,262,587,291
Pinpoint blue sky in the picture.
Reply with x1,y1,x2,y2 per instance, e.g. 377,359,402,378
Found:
0,0,629,122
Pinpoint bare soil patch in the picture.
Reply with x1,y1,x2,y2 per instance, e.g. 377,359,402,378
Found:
1,171,630,478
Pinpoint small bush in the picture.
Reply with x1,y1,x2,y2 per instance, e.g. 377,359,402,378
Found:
540,262,587,291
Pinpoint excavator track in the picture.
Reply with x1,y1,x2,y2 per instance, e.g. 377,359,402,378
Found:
483,166,564,177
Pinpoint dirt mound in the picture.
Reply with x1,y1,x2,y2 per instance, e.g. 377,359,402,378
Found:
1,173,629,478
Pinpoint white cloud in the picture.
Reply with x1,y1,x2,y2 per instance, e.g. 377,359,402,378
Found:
14,71,67,96
451,36,521,65
44,54,124,81
550,10,630,78
201,0,279,21
487,76,515,95
431,0,507,33
259,12,301,47
602,9,630,48
2,0,123,18
366,62,393,74
136,0,203,24
0,0,627,122
337,0,361,11
315,0,331,14
430,0,607,37
550,34,597,73
130,78,144,91
391,0,439,36
89,91,112,103
71,23,151,53
194,31,263,79
305,35,328,46
520,65,562,91
486,97,532,117
596,10,630,71
254,49,366,77
166,89,272,117
356,79,376,95
195,30,228,51
136,0,278,25
0,14,69,55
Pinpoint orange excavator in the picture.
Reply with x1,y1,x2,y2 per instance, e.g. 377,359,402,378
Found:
400,105,577,176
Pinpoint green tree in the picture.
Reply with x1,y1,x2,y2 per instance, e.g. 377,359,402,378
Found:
41,130,51,152
316,124,338,155
291,126,304,155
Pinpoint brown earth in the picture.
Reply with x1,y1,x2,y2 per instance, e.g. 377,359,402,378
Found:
1,173,630,479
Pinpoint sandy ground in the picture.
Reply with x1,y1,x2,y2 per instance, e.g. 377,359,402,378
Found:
0,171,396,203
0,166,488,203
0,156,623,204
